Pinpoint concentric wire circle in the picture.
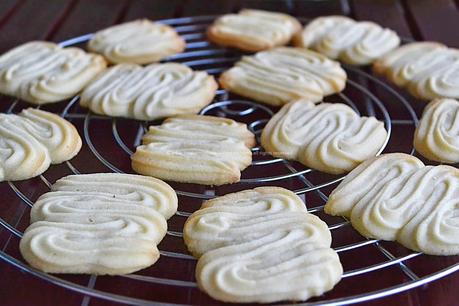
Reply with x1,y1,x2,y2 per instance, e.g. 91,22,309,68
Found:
0,15,457,306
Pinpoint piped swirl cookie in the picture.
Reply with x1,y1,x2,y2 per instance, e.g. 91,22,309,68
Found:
325,153,459,255
184,187,342,303
373,42,459,100
20,173,178,274
0,41,106,104
0,108,81,182
131,115,255,185
219,47,346,106
261,100,388,174
294,16,400,65
414,98,459,163
207,9,301,52
80,63,218,121
88,19,185,64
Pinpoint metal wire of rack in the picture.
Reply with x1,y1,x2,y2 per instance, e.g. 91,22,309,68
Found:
0,15,458,306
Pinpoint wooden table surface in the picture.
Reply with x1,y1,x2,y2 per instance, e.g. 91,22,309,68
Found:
1,0,459,305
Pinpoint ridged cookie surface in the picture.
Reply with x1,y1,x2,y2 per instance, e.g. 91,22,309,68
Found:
20,173,178,274
261,100,388,174
207,9,301,52
0,108,81,181
373,42,459,100
88,19,185,64
131,115,255,185
325,153,459,255
80,63,217,120
414,98,459,163
219,47,346,106
184,187,342,303
0,41,106,104
294,16,400,65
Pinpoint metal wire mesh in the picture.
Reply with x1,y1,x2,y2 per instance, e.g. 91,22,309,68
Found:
0,15,458,306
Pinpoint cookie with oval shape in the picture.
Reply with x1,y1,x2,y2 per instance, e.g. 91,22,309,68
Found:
219,47,346,106
20,173,178,275
325,153,459,255
373,42,459,100
414,98,459,163
207,9,301,52
294,16,400,65
0,108,81,182
131,115,255,185
261,100,388,174
0,41,106,104
80,63,217,121
184,187,342,303
88,19,185,64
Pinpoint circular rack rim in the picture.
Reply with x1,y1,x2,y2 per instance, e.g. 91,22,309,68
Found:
0,14,455,306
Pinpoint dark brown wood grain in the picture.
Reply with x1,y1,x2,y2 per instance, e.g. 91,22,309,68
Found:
294,0,350,17
52,0,128,42
181,0,236,16
0,0,74,51
404,0,459,47
351,0,413,38
124,0,183,21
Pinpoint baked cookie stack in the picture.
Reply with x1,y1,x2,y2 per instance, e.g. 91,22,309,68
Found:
0,41,106,104
80,63,217,120
326,153,459,255
373,42,459,100
261,100,388,174
3,7,459,305
294,16,400,65
131,115,255,185
184,187,342,303
207,9,301,51
88,19,186,64
414,98,459,163
20,173,178,274
220,47,347,106
0,108,81,181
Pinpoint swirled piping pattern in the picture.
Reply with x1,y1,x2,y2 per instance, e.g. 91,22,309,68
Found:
0,108,81,181
88,19,185,64
184,187,342,303
414,98,459,163
294,16,400,65
325,153,459,255
207,9,301,52
373,42,459,100
219,47,347,106
261,100,388,174
19,173,178,274
0,41,106,104
80,63,218,120
131,115,255,185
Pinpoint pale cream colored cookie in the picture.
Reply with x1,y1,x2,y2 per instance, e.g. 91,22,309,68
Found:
131,115,255,185
207,9,301,52
184,187,342,303
261,100,388,174
414,98,459,163
0,41,106,104
325,153,459,255
88,19,185,64
294,16,400,65
80,63,217,120
373,42,459,100
219,47,346,106
0,108,81,182
20,173,177,275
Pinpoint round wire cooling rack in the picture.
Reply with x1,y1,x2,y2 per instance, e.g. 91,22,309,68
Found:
0,14,458,306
